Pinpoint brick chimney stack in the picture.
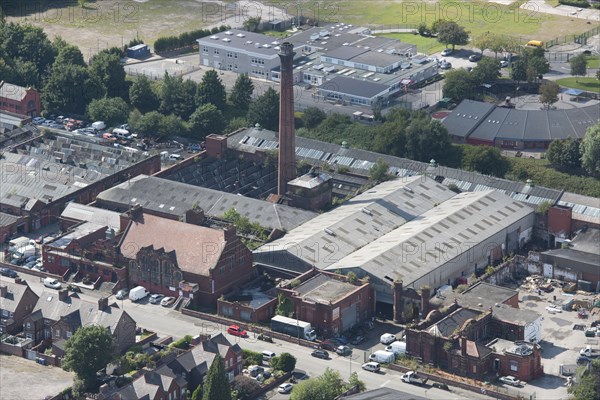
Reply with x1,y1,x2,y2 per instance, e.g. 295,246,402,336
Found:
58,289,69,302
277,42,296,195
98,297,109,311
0,285,7,297
461,336,467,356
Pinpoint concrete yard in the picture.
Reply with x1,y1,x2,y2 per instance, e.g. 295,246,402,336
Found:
0,354,74,400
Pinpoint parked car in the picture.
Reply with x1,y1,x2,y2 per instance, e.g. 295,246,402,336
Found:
351,335,366,345
590,320,600,328
499,376,522,387
577,356,591,365
362,362,380,372
546,305,562,313
160,296,176,307
278,383,293,394
149,294,165,304
440,61,452,70
0,267,18,278
585,328,598,337
320,340,338,351
441,48,453,56
32,117,45,124
380,333,397,345
469,54,482,62
500,60,509,67
336,345,352,356
227,325,247,337
311,349,329,359
35,234,48,244
115,289,129,300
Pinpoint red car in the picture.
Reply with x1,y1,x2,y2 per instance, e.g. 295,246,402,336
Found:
227,325,247,337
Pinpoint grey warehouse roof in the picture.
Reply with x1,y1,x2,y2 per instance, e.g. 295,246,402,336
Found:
254,176,456,272
320,76,390,99
95,175,317,232
197,29,286,57
61,202,122,233
325,190,533,287
442,100,496,139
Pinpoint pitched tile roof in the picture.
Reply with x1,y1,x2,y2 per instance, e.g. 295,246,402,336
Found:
120,213,226,276
0,282,37,313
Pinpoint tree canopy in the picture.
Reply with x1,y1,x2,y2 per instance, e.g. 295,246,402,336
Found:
369,158,391,182
189,103,225,138
539,81,560,110
581,123,600,176
202,354,231,400
88,51,127,99
158,73,197,120
436,21,469,50
196,69,227,110
271,352,296,373
301,107,327,129
289,368,365,400
570,53,587,78
42,64,104,114
442,69,475,101
229,73,254,111
471,56,501,84
129,74,159,113
461,145,509,177
87,97,129,126
246,87,279,131
62,325,117,388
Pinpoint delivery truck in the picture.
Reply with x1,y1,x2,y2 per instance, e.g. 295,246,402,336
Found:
385,341,407,355
271,315,317,341
129,286,150,302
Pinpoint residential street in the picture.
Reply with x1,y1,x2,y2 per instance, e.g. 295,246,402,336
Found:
2,271,493,400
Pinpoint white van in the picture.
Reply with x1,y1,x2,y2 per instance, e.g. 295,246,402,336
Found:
169,154,183,161
43,277,61,290
112,128,131,139
369,350,396,364
92,121,106,131
160,151,170,160
262,350,276,361
129,286,150,302
385,341,406,355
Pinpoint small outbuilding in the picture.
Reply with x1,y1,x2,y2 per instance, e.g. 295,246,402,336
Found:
127,44,150,59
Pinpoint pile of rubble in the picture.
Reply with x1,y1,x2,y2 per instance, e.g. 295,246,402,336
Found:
520,275,568,293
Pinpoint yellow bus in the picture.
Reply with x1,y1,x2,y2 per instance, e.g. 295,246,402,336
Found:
526,40,544,48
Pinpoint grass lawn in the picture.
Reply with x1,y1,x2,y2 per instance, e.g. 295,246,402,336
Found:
556,77,600,93
546,0,561,6
585,56,600,69
378,33,446,54
337,0,592,43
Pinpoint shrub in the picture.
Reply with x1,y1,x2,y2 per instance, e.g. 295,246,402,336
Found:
242,349,263,367
170,335,193,349
558,0,589,7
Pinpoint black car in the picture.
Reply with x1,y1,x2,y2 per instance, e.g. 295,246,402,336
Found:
591,320,600,328
311,349,329,359
577,356,591,365
0,267,18,278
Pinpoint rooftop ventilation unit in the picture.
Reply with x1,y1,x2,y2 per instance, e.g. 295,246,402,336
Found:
236,33,246,38
310,34,320,41
222,38,231,42
210,35,219,40
361,208,372,216
225,31,233,35
271,40,280,45
246,40,253,44
342,42,349,46
254,42,261,47
403,186,414,193
262,43,271,48
324,228,336,236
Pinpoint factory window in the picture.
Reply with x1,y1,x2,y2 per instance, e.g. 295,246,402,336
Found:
251,57,265,65
227,51,233,58
214,49,220,55
510,360,518,371
202,47,209,54
234,64,238,70
227,64,233,71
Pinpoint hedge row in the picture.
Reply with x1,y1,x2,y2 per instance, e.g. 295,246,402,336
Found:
558,0,589,8
154,25,230,53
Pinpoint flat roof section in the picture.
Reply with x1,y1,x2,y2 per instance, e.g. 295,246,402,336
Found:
320,76,389,99
442,100,496,139
294,273,358,304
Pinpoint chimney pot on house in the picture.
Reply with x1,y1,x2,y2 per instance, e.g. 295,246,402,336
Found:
460,336,467,356
58,289,69,301
98,297,109,311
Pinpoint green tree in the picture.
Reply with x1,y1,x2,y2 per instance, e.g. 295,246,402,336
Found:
546,139,564,166
369,158,390,182
471,56,501,84
570,53,587,80
246,87,279,131
87,97,129,126
405,117,453,164
539,81,560,110
242,349,263,367
301,107,327,129
226,116,249,133
232,375,260,400
130,111,164,137
191,385,202,400
275,293,294,317
271,352,296,373
43,64,104,114
461,146,509,177
89,51,127,99
52,37,85,67
229,73,254,110
159,113,189,137
436,21,469,50
510,59,527,83
345,372,366,393
372,118,408,157
197,69,227,110
243,17,261,32
290,368,344,400
158,73,196,119
189,103,225,138
129,74,159,113
581,123,600,175
567,358,600,400
62,325,117,389
560,138,581,170
78,0,87,8
473,32,508,59
442,69,476,101
202,355,231,400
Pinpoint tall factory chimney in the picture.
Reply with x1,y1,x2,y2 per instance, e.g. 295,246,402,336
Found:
277,42,296,196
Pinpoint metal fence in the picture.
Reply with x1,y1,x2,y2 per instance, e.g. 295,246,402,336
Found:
545,26,600,49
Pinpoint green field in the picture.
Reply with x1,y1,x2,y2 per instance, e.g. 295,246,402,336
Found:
378,33,446,55
556,77,600,93
336,0,592,43
586,56,600,69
